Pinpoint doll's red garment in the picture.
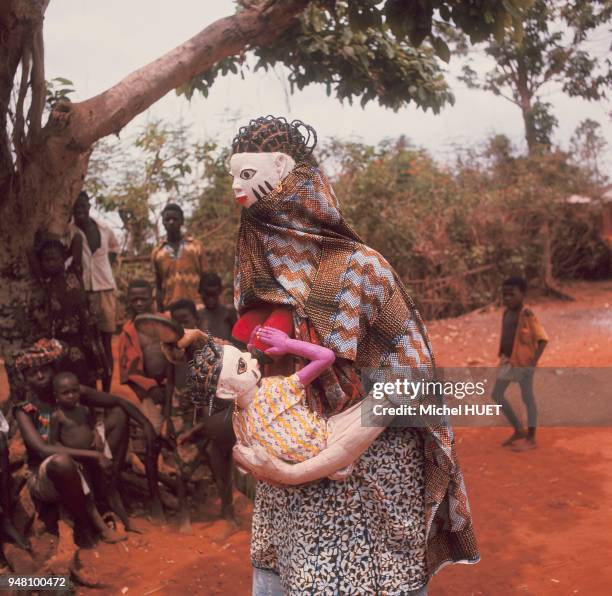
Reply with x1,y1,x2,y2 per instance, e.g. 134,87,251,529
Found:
232,306,293,360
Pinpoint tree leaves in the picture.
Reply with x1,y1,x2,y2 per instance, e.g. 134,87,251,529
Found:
459,0,612,152
178,0,531,112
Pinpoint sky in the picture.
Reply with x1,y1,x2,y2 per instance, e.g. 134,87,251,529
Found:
44,1,611,179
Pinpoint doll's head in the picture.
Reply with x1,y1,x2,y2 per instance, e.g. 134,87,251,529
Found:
229,116,317,208
189,337,261,411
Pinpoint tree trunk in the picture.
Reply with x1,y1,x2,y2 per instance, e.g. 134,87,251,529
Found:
521,102,538,156
515,57,572,301
0,0,310,363
540,221,574,301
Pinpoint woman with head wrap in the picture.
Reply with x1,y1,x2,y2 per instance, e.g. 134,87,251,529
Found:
200,116,480,594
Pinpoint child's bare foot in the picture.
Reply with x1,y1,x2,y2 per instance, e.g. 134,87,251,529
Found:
100,527,127,543
501,429,526,447
178,511,192,535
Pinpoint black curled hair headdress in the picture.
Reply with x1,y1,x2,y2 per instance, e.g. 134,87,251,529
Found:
188,335,224,414
231,115,317,164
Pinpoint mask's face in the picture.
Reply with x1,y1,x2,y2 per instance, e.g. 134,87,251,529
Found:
229,152,295,208
216,345,261,400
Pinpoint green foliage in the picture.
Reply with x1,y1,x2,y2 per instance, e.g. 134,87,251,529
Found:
177,0,532,113
326,135,608,317
570,118,607,182
45,77,75,109
458,0,612,152
86,120,201,256
88,118,608,320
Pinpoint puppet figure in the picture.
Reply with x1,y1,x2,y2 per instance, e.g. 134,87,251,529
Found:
183,326,387,479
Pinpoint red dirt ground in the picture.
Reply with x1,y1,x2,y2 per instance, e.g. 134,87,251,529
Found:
2,280,611,595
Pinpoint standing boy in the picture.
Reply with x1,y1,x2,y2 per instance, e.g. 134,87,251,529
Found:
167,299,236,523
71,191,120,392
492,277,549,449
151,204,205,312
197,272,236,341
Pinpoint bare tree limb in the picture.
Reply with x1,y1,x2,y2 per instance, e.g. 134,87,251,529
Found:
25,6,46,141
13,45,31,164
71,0,309,148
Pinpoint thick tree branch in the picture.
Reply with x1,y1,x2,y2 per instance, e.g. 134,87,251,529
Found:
71,0,309,148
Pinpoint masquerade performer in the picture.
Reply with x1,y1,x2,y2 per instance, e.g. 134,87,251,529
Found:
222,116,478,595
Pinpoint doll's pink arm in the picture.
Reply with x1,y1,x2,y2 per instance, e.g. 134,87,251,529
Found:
256,326,335,386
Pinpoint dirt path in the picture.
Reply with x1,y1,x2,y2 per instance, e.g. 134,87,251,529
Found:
3,280,612,595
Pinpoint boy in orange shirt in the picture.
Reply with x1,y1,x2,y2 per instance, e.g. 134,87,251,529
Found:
492,277,548,450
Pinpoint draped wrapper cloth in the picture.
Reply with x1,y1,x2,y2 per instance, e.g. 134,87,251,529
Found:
234,162,479,577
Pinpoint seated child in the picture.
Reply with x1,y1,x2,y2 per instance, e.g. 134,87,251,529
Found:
118,279,167,432
49,372,126,543
184,326,386,474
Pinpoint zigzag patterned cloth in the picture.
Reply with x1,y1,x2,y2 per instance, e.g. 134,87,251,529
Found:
234,163,479,577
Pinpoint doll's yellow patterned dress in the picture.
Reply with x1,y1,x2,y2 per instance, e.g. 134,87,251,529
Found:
233,373,327,462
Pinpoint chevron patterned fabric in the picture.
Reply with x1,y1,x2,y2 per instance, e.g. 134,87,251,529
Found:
234,163,478,576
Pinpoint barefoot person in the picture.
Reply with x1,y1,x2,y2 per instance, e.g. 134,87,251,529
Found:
49,372,128,541
13,339,162,546
167,299,236,525
492,277,549,449
220,116,478,594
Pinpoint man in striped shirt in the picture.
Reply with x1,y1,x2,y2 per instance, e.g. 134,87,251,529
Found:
151,204,205,312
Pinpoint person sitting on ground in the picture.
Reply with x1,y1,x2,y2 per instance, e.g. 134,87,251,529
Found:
491,276,549,449
118,279,167,433
168,300,236,523
0,410,29,549
13,339,163,548
197,273,237,342
28,239,108,388
49,372,128,542
151,203,206,313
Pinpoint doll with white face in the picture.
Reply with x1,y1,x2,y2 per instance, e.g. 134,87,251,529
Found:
180,326,388,480
215,344,262,407
186,327,330,463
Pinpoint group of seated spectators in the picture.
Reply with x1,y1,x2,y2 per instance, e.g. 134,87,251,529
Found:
0,192,238,552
